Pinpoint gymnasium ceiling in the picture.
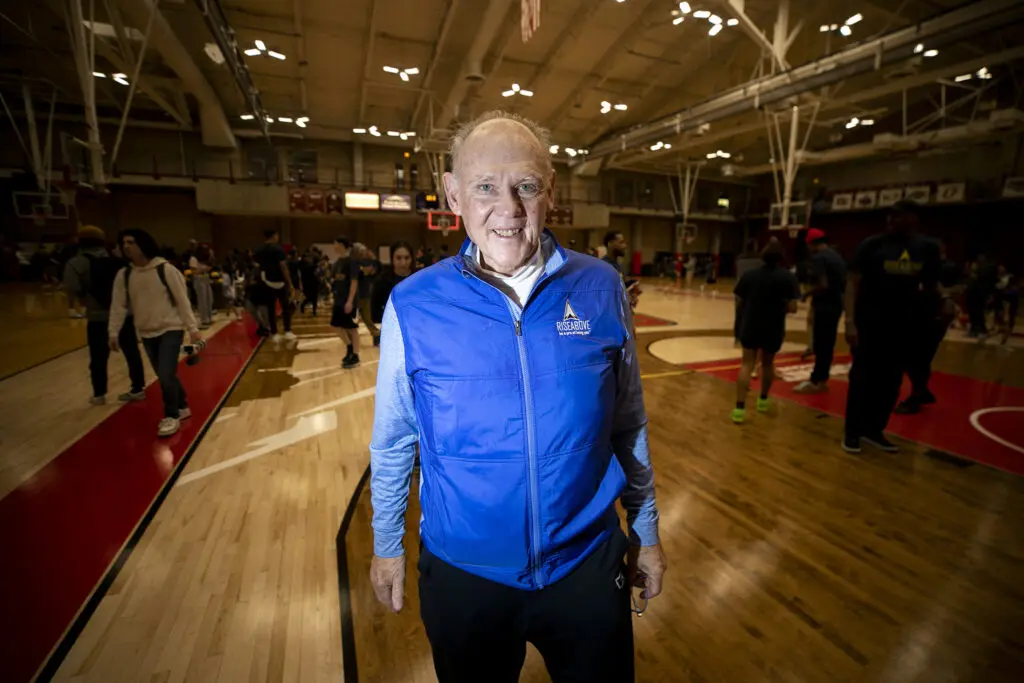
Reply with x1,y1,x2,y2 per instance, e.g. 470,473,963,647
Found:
3,0,1024,177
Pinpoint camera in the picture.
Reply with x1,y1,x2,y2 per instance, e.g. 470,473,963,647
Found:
183,339,207,366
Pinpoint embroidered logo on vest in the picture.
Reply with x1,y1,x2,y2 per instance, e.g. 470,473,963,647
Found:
556,298,591,336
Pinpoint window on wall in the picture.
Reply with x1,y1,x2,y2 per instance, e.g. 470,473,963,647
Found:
245,144,279,182
287,149,318,184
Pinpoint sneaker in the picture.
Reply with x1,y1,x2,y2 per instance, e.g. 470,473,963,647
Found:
89,395,106,406
179,407,192,420
272,333,283,343
284,331,297,341
842,436,862,453
893,399,921,415
118,391,146,402
863,434,899,453
158,417,180,437
343,354,360,369
794,381,827,394
756,397,770,412
730,408,746,424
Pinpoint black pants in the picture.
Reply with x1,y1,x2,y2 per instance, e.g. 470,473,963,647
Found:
810,304,842,384
905,318,947,397
300,281,319,315
261,283,292,334
845,327,911,439
419,530,634,683
87,318,145,398
142,331,187,418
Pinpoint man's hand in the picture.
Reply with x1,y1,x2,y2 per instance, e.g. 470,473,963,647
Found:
844,323,858,349
628,285,642,310
344,300,354,315
627,543,667,600
109,337,120,353
188,328,203,345
370,554,406,612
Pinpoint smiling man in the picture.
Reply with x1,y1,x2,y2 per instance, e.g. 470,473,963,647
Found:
368,111,666,683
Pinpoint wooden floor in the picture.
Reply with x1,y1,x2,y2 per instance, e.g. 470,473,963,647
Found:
1,281,1018,682
0,283,87,380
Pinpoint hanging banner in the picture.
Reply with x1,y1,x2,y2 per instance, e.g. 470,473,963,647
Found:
831,193,853,211
345,191,380,210
380,193,413,212
306,189,325,213
904,185,931,204
854,190,878,209
936,182,966,203
288,188,306,213
326,190,343,214
878,188,903,207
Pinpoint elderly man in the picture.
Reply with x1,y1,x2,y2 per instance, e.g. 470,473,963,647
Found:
369,111,666,683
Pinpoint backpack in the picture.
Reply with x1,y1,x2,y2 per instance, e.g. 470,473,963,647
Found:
124,263,176,312
82,253,122,309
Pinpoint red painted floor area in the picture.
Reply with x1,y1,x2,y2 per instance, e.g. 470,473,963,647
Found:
634,313,676,327
0,320,260,683
690,354,1024,475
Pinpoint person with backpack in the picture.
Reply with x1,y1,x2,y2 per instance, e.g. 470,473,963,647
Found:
62,225,146,406
109,229,201,437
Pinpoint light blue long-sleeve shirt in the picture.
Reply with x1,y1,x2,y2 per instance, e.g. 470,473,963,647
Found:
369,249,660,559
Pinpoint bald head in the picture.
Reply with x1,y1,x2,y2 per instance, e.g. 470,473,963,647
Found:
450,111,552,177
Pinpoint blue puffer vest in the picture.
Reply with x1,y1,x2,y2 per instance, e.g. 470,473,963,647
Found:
389,232,630,589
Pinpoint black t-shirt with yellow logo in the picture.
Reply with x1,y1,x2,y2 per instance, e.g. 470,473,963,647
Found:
851,231,941,331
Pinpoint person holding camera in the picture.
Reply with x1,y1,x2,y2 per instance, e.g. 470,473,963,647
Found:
109,229,201,438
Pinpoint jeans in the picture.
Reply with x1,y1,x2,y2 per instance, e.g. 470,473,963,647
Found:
194,274,214,325
809,304,842,384
87,318,145,397
142,330,187,419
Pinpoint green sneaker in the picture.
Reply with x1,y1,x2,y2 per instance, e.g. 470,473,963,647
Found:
756,397,770,412
730,408,746,424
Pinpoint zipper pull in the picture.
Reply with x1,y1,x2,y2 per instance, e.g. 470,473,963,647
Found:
515,319,522,336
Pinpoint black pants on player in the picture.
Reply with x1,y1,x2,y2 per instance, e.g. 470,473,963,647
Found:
419,531,634,683
845,326,911,440
905,318,947,398
260,283,292,334
87,318,145,398
809,304,842,384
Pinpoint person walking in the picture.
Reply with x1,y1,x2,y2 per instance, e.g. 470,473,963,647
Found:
356,243,382,346
369,111,665,683
298,251,321,316
794,229,846,394
253,229,297,341
109,229,201,437
189,243,215,329
331,237,361,368
731,241,800,423
843,201,941,453
63,225,146,405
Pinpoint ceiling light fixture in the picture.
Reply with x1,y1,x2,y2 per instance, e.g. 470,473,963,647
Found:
245,39,285,60
278,117,293,123
112,73,129,85
92,71,106,78
914,43,924,54
387,130,400,137
503,82,533,98
614,103,628,111
923,49,939,57
353,128,367,134
845,117,859,129
708,23,722,36
383,65,420,81
830,24,838,30
839,24,852,36
265,116,274,123
679,2,691,12
240,114,254,120
254,40,266,51
267,51,286,60
706,152,717,159
860,118,875,126
708,14,722,24
673,16,684,25
716,149,729,158
549,145,559,154
977,66,992,80
819,24,829,32
727,18,738,26
846,13,863,25
244,48,261,56
694,10,710,18
565,148,578,157
954,73,972,82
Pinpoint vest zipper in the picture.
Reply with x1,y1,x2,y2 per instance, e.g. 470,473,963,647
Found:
510,306,544,589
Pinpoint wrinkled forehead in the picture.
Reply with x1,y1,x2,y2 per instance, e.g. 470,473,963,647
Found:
456,120,550,178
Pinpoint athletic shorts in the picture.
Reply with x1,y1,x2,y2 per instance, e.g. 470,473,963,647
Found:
330,306,359,330
739,333,783,355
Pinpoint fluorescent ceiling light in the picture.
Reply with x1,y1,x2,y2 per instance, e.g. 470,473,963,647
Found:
708,23,722,36
820,24,829,32
830,24,838,30
614,103,628,111
977,67,992,79
861,119,874,126
254,40,266,51
708,14,722,24
839,25,852,36
296,117,309,123
353,128,367,133
404,131,416,137
387,130,400,136
383,66,399,73
549,145,559,154
716,150,729,158
846,13,863,25
694,10,710,19
924,49,938,57
268,51,286,60
706,152,717,159
92,71,106,78
278,117,293,123
244,48,261,56
845,120,857,129
502,90,515,97
680,2,691,12
664,144,672,149
565,148,577,157
370,129,381,137
673,16,684,25
240,114,255,120
400,72,409,81
512,83,521,92
400,133,408,140
296,121,306,128
520,89,533,97
727,18,738,26
955,73,972,82
601,100,611,108
404,68,419,75
265,116,274,123
914,43,924,54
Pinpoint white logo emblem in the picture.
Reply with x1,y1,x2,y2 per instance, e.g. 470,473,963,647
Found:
556,298,591,336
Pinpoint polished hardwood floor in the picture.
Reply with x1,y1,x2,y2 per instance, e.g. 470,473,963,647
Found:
1,281,1017,683
0,283,87,380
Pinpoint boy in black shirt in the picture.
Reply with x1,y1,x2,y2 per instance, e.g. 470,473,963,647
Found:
732,240,800,424
331,236,362,368
843,201,941,453
253,229,296,340
795,229,846,394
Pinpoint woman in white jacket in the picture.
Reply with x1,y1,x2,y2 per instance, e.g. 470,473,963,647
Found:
109,229,202,437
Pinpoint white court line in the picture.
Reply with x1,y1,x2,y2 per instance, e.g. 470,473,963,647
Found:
258,363,340,376
291,361,380,388
214,411,239,424
287,386,376,419
969,407,1024,455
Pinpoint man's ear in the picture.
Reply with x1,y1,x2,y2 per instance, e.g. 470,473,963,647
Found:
443,172,461,216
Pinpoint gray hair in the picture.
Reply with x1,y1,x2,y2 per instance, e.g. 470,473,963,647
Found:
449,110,552,175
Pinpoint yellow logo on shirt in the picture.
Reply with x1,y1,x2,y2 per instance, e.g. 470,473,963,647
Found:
884,249,922,275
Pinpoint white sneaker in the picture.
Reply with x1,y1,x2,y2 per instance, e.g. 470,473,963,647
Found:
179,407,192,420
284,331,297,341
272,333,283,343
118,391,146,402
90,395,106,406
158,417,180,437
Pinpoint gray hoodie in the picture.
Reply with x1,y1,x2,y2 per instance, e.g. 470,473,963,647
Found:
63,247,113,322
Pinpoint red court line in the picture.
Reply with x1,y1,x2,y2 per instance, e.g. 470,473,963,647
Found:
0,320,260,683
634,313,677,327
693,358,1024,475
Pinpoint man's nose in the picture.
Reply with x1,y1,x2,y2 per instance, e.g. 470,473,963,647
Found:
495,187,524,217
